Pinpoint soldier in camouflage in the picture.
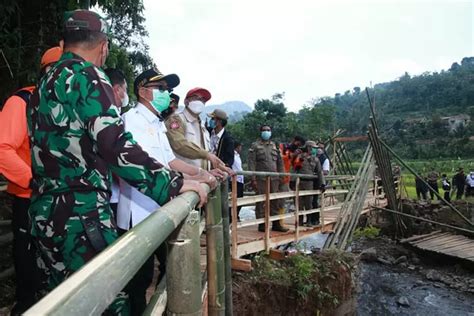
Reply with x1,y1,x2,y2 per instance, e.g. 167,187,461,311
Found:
248,125,288,232
26,10,201,315
295,141,325,226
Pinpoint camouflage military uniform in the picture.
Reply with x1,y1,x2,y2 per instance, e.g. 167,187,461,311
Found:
248,139,283,219
297,153,324,224
27,51,183,315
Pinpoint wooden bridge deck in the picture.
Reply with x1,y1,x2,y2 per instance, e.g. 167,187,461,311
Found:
401,231,474,262
232,196,381,257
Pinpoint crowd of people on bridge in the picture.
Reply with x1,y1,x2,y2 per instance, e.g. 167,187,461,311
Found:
0,9,331,315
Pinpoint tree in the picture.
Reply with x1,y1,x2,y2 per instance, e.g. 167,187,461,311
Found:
0,0,153,102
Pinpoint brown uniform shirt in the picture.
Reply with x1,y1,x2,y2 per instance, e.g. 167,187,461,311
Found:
164,112,209,169
248,139,283,180
297,153,325,188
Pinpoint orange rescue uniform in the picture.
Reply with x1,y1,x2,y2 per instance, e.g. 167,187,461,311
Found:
0,86,34,198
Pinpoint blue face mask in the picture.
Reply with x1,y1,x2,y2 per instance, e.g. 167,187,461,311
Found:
261,131,272,140
208,119,217,129
150,89,170,113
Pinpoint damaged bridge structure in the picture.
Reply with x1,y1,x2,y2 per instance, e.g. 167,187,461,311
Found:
22,137,388,315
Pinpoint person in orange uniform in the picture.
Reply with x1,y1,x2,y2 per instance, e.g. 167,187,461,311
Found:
0,46,62,315
279,136,305,227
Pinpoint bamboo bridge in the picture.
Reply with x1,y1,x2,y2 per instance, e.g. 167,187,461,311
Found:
22,149,384,315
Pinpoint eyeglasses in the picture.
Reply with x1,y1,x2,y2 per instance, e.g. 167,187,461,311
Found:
145,83,168,92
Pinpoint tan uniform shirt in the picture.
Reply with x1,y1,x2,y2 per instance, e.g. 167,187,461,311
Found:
248,139,283,180
297,153,325,188
165,108,210,169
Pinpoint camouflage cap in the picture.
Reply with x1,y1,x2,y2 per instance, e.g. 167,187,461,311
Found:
64,10,108,34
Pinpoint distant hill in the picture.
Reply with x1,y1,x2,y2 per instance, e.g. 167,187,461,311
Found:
200,101,252,122
311,56,474,159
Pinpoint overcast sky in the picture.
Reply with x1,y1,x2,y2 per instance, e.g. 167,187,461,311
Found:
142,0,473,112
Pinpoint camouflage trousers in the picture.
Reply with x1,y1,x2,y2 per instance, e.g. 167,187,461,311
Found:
29,190,130,315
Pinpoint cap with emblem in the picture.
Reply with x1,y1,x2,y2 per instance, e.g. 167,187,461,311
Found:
185,87,211,102
40,46,63,69
134,68,180,98
64,10,109,34
207,109,228,120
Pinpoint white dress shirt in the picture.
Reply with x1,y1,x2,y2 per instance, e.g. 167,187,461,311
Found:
117,103,176,230
232,150,244,184
210,128,225,154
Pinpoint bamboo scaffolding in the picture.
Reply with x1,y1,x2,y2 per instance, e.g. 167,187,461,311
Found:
378,139,474,227
166,211,201,316
219,182,233,316
372,206,474,235
206,187,226,316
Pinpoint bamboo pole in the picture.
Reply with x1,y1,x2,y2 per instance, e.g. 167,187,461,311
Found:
231,176,238,258
372,206,474,235
295,177,301,242
379,139,474,227
219,182,233,316
166,211,201,316
320,192,325,232
264,176,271,252
25,184,210,316
206,187,226,316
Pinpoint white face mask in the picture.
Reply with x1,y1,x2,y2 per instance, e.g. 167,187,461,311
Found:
121,93,129,108
188,100,205,114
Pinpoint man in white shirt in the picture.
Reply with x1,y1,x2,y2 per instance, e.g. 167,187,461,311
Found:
103,68,129,220
231,141,244,221
118,68,216,315
208,109,234,168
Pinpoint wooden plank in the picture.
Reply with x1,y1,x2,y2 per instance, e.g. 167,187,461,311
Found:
442,243,474,255
269,249,286,261
415,235,466,248
231,258,252,272
437,241,474,253
236,189,349,207
400,231,442,244
410,232,451,245
429,238,474,251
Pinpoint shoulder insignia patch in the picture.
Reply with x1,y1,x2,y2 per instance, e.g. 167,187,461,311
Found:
170,121,180,129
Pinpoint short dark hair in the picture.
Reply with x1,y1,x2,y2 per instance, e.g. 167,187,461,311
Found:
104,68,126,86
260,124,271,131
293,135,306,144
63,30,107,49
234,141,241,149
220,118,228,127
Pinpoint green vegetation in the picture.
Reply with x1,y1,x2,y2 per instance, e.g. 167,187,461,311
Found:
250,250,355,307
353,226,381,240
229,58,474,162
0,0,153,103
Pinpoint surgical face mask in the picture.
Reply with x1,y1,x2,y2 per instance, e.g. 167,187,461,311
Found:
311,148,318,156
208,119,217,129
150,89,170,113
188,100,205,114
261,131,271,140
121,93,129,108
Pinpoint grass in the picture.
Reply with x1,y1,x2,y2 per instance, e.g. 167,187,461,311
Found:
351,158,474,200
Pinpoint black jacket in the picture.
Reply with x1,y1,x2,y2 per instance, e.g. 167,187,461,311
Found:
216,129,235,167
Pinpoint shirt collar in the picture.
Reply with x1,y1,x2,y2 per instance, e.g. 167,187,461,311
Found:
213,128,225,138
136,102,160,124
182,108,199,122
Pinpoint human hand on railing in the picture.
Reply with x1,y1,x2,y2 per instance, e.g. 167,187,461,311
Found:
179,180,208,208
207,153,224,169
194,169,218,190
251,179,258,192
209,168,227,181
